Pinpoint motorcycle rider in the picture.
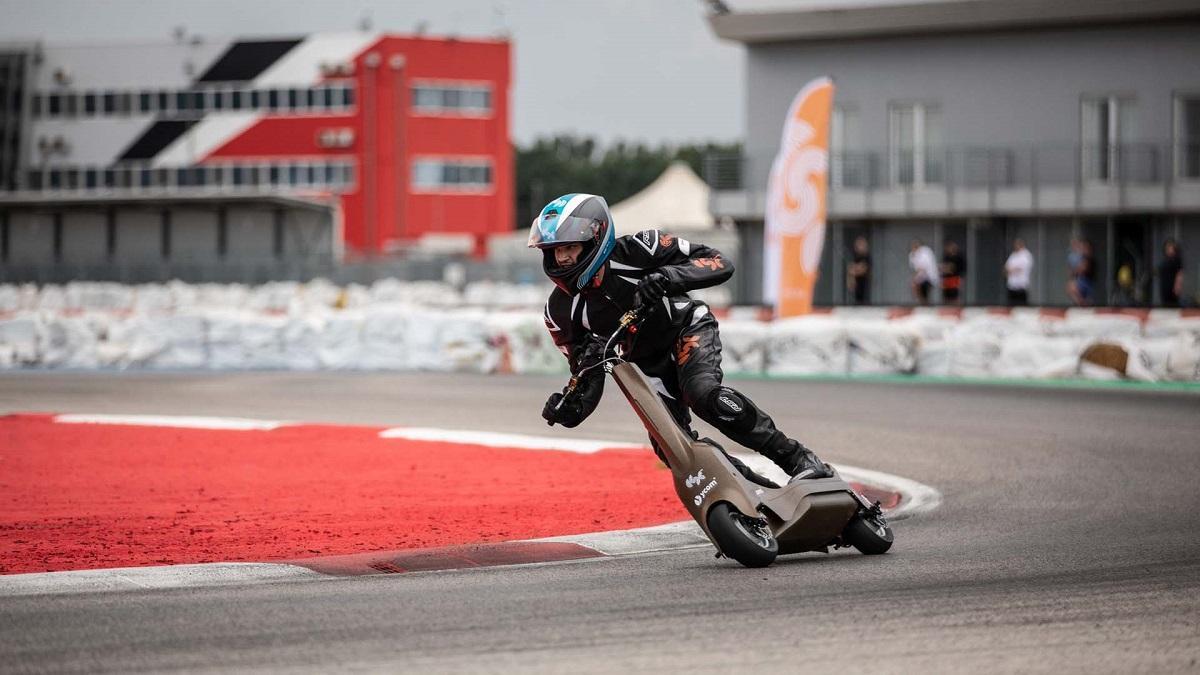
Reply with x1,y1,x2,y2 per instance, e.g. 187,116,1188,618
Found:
530,193,833,484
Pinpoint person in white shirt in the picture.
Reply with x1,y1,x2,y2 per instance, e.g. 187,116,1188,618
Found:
908,239,939,305
1004,238,1034,306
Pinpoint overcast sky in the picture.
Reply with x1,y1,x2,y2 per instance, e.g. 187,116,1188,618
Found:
0,0,748,147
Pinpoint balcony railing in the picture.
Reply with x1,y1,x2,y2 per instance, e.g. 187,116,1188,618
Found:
1,160,357,199
703,141,1200,204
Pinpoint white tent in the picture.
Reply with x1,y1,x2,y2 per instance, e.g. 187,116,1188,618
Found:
610,161,716,236
489,161,734,266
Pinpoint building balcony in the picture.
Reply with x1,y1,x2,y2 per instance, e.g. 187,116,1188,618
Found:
705,142,1200,221
0,161,356,204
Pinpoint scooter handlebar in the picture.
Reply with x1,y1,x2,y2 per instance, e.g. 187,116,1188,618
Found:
554,299,658,414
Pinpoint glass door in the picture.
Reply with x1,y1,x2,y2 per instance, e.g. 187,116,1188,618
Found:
889,103,941,187
1081,96,1133,183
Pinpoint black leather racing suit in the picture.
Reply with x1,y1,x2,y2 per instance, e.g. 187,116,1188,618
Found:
543,229,804,475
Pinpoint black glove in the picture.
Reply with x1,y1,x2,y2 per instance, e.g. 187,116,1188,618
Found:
542,391,587,428
635,272,675,308
571,335,608,375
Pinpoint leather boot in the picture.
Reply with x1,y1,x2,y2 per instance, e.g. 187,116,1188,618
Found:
762,436,833,481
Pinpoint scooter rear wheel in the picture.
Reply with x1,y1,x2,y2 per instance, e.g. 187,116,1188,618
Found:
842,507,894,555
706,502,778,568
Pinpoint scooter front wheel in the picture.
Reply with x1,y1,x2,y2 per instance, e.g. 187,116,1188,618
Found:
842,506,894,555
706,502,778,568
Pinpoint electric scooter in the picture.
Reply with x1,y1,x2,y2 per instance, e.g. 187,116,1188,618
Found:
563,306,893,568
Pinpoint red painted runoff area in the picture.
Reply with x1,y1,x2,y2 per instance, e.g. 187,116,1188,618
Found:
0,414,679,574
0,414,901,575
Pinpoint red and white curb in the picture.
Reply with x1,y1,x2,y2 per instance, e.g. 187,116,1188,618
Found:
0,562,330,596
1,415,941,597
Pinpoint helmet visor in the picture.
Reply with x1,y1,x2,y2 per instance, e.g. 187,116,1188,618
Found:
527,213,600,249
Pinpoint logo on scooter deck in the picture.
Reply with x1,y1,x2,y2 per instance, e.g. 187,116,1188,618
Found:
693,479,718,506
684,469,706,488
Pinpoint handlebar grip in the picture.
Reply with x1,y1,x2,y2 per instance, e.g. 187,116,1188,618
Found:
554,377,580,412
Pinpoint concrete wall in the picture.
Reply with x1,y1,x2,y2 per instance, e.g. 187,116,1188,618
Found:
225,207,276,260
283,209,333,258
1,200,338,283
3,205,335,264
8,211,54,264
60,211,106,265
170,208,218,262
114,209,163,264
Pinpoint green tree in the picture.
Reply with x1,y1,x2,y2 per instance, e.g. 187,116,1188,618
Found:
514,135,741,230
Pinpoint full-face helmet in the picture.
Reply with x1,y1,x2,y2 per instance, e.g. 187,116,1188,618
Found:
527,193,616,294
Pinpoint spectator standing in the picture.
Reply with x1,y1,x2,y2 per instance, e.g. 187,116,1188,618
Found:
1112,264,1137,307
1158,239,1185,307
847,236,872,305
1080,240,1096,305
909,239,939,306
940,240,966,305
1067,239,1095,306
1004,238,1034,306
1066,238,1082,304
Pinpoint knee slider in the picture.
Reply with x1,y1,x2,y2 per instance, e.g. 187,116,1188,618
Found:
705,387,754,431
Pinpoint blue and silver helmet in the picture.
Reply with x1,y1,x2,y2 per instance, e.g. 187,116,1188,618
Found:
527,193,616,295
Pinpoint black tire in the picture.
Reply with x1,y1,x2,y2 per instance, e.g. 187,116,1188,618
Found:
842,509,894,555
706,502,778,568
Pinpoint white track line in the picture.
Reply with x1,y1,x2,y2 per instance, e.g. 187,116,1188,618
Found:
379,427,644,453
54,414,289,431
836,465,943,520
375,429,942,519
730,452,942,521
533,521,711,556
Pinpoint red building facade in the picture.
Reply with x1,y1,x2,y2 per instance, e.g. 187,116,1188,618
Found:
201,34,513,257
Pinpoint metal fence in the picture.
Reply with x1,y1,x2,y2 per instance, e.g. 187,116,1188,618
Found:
703,141,1200,192
0,256,546,287
8,160,355,197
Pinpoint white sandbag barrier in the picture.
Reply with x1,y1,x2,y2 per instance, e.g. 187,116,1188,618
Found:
763,316,848,376
1,281,1198,382
0,314,41,367
316,311,365,370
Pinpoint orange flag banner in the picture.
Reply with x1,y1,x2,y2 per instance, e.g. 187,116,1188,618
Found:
763,77,834,317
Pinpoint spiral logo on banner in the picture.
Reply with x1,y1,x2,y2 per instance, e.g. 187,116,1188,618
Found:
763,77,834,317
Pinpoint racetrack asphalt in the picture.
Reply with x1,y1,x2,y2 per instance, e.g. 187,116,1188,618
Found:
1,372,1198,673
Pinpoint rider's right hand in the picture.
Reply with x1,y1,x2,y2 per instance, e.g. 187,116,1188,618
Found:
634,272,674,309
542,391,587,428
